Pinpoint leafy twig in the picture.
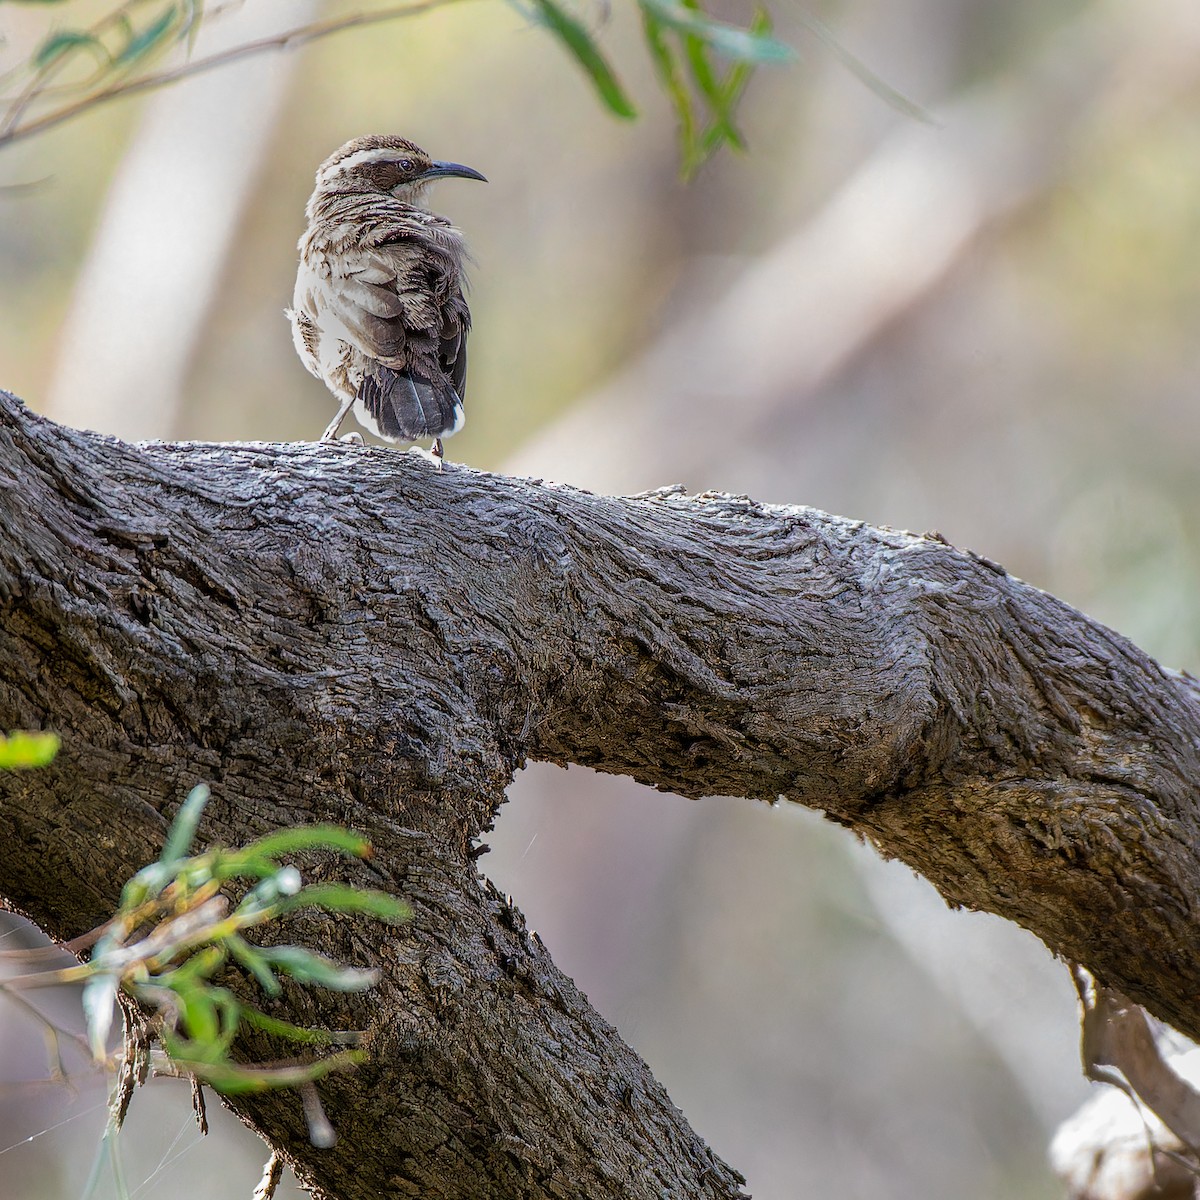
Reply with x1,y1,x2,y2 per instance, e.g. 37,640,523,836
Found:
0,0,478,149
2,782,410,1144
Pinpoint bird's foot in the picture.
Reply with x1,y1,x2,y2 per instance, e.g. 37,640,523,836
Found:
338,431,364,445
406,445,444,471
319,398,355,442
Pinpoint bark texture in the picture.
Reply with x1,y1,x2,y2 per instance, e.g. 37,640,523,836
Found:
1,389,1199,1196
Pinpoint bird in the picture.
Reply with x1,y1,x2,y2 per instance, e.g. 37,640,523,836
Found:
288,134,486,460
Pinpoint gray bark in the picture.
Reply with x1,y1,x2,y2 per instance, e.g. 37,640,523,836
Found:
1,388,1198,1198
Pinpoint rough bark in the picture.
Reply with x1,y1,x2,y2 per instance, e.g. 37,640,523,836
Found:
1,389,1199,1197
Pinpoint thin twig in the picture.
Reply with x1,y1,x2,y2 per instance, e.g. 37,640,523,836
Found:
190,1074,208,1134
0,979,93,1055
252,1151,285,1200
0,0,478,150
0,0,178,138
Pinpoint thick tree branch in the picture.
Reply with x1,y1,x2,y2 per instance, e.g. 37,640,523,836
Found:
1,390,1199,1195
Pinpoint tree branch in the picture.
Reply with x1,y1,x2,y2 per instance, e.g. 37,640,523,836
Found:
1,389,1199,1195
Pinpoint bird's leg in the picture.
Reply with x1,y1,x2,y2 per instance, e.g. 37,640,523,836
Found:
320,396,355,441
431,437,444,461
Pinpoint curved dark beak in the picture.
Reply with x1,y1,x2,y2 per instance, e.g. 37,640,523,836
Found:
423,160,488,184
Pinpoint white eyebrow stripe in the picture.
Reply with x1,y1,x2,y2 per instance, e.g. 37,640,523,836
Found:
318,147,413,181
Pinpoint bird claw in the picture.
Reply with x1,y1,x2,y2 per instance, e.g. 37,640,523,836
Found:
406,445,444,471
338,432,364,445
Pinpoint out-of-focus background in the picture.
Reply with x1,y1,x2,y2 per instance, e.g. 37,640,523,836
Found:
3,0,1200,1196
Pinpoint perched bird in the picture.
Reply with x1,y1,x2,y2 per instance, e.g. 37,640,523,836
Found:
288,134,486,459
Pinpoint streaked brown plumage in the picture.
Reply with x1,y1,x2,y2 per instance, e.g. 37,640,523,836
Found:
288,134,486,458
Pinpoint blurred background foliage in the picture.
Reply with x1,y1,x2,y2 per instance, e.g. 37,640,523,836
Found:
2,0,1200,1196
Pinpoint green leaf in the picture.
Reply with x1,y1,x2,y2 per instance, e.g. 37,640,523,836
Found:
226,934,282,996
256,946,380,992
642,12,697,164
241,1008,353,1046
684,33,743,149
160,783,210,865
119,859,175,907
114,4,180,67
31,30,100,71
166,1048,366,1094
150,943,226,986
698,9,768,158
82,972,119,1061
234,824,373,867
178,0,204,54
236,866,303,916
638,0,794,63
0,729,59,769
277,884,411,923
691,7,776,166
176,984,221,1045
530,0,637,119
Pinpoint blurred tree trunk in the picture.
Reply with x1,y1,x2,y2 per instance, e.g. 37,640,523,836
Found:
44,0,318,440
3,389,1200,1200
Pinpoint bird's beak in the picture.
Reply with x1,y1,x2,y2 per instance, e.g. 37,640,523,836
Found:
422,160,488,184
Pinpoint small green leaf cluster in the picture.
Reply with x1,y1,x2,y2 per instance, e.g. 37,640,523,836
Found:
0,0,208,148
75,783,410,1094
526,0,794,175
22,0,199,73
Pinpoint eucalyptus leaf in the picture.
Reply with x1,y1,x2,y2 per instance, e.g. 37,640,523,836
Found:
159,783,209,864
638,0,794,63
683,33,743,151
257,946,380,992
82,972,119,1061
176,984,221,1045
235,824,373,865
119,859,174,907
241,1008,351,1046
642,10,696,158
150,943,226,984
530,0,637,119
166,1048,366,1094
277,883,411,923
178,0,204,53
237,866,303,914
700,9,770,143
114,3,180,67
226,934,282,996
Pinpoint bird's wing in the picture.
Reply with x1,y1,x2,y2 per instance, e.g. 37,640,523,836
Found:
330,235,470,441
328,248,416,361
438,291,470,402
323,237,461,366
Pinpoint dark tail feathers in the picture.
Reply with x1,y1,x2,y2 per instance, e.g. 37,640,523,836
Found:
357,367,464,442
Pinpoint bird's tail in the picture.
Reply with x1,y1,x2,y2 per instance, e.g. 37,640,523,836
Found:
357,367,465,443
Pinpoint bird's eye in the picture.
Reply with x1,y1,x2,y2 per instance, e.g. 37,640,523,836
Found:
398,159,414,172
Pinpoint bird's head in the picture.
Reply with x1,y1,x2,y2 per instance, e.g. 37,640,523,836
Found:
312,134,487,208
